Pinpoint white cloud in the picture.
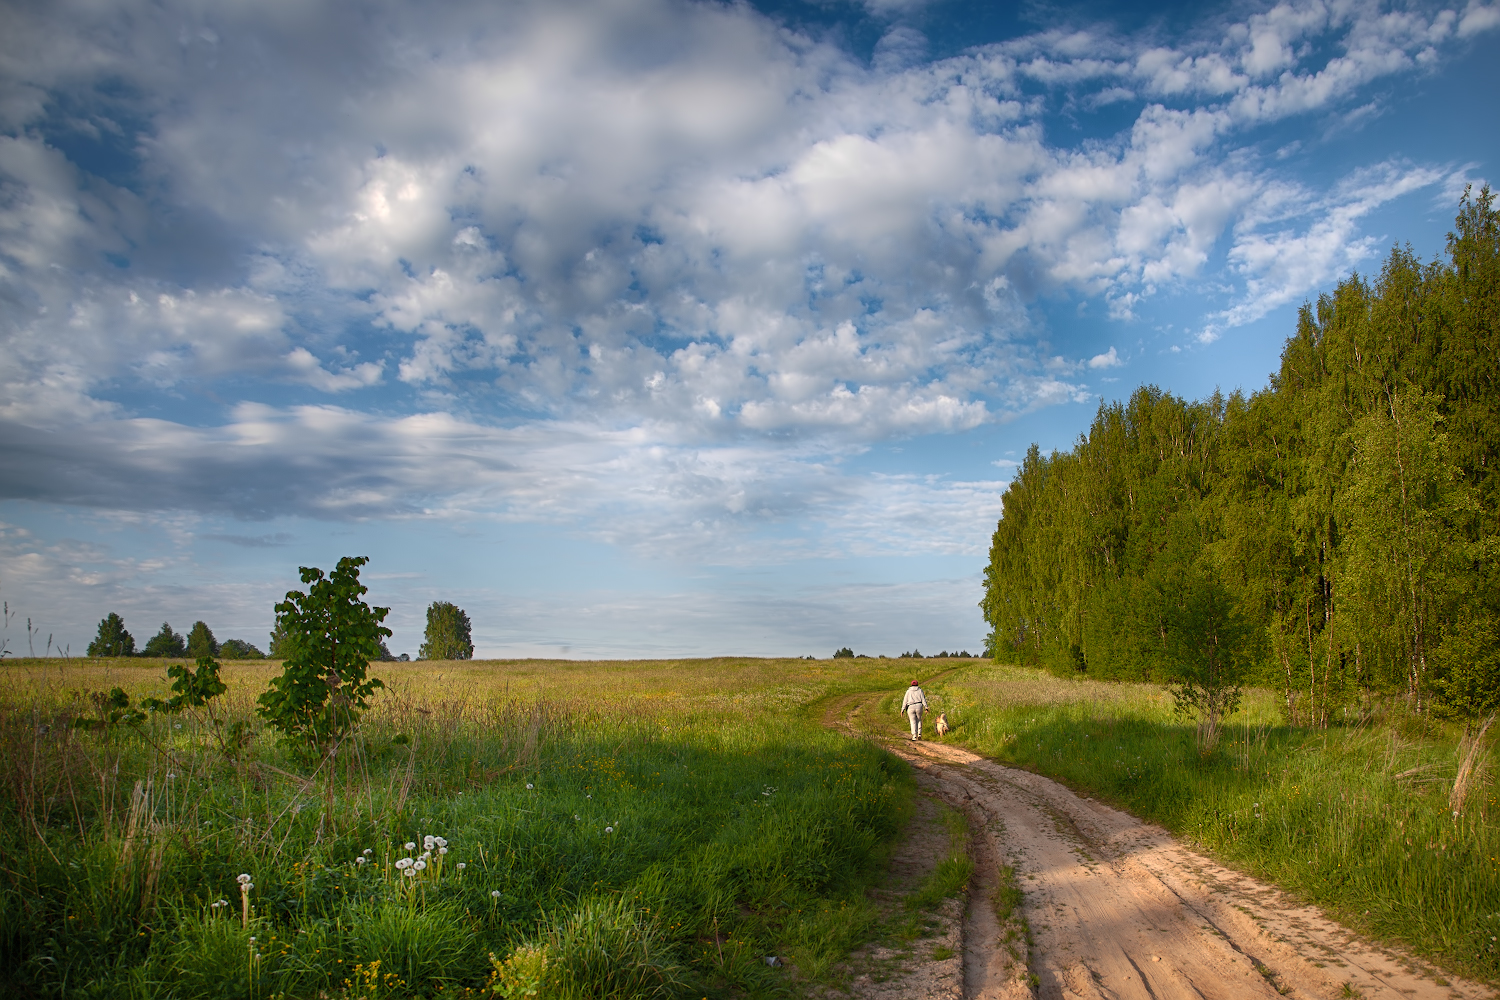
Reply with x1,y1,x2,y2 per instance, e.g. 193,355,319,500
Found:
0,0,1490,528
1088,347,1123,369
1203,160,1447,339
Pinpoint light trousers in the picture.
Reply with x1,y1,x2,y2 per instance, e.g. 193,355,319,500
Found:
907,707,923,737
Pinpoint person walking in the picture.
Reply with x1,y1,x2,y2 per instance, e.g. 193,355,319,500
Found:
900,680,928,740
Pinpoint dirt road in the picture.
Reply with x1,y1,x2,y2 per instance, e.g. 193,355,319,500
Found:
828,694,1494,1000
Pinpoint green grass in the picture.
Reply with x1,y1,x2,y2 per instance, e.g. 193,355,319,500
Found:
0,655,927,998
930,663,1500,983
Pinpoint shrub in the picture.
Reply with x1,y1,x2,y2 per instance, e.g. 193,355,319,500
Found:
256,556,391,753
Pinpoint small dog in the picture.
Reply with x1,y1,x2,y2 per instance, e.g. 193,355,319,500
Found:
935,713,950,737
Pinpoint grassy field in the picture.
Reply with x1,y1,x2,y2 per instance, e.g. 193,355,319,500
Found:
912,664,1500,984
0,654,961,999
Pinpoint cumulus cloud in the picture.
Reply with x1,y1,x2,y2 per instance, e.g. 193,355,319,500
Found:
0,0,1490,540
1088,347,1123,369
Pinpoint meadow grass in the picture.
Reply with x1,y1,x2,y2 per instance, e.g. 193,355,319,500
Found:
923,664,1500,983
0,654,938,998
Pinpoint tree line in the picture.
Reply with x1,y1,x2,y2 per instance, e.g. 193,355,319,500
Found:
87,595,475,661
982,187,1500,743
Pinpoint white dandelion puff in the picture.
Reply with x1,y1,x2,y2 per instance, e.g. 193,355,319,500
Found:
402,868,416,877
434,837,447,848
526,783,534,790
457,863,466,871
491,890,501,898
395,858,413,869
424,835,436,851
438,847,448,855
363,848,373,857
413,859,427,871
405,842,416,851
356,857,367,866
605,827,614,834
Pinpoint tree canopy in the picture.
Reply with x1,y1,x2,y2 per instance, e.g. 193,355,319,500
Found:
186,621,219,659
87,613,135,657
141,622,186,659
419,601,474,660
982,187,1500,728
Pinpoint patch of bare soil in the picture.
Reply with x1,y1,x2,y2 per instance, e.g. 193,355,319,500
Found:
826,693,1496,1000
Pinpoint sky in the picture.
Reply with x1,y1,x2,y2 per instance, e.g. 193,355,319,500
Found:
1,0,1496,660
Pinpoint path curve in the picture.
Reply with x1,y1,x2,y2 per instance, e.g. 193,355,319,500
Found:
828,692,1495,1000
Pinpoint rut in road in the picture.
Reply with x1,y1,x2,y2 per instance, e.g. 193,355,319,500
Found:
831,695,1494,1000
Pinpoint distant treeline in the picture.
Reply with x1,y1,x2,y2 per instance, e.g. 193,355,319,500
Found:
982,188,1499,727
85,598,475,662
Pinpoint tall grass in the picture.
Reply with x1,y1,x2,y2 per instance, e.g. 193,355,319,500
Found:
931,664,1500,983
0,655,919,998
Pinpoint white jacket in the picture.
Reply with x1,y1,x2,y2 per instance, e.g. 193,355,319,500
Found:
901,686,928,713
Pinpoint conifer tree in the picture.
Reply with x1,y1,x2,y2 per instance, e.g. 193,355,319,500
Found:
88,613,135,657
186,621,219,659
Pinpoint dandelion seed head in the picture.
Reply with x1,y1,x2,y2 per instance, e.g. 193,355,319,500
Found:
438,847,448,855
491,890,501,898
457,863,466,870
424,835,436,851
355,857,367,865
237,873,251,884
605,827,614,834
363,848,373,856
434,837,447,848
405,842,415,851
526,783,534,790
402,868,416,877
413,859,427,871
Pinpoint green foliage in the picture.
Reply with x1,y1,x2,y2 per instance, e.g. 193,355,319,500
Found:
1432,610,1500,722
256,556,391,751
142,622,186,658
419,601,473,660
982,188,1500,723
73,687,147,729
185,621,219,659
267,621,290,658
141,657,228,715
218,638,264,660
833,647,855,659
88,612,135,657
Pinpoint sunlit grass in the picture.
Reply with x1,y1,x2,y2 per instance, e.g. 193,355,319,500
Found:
0,654,927,998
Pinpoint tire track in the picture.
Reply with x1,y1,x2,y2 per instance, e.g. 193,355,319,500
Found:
826,692,1494,1000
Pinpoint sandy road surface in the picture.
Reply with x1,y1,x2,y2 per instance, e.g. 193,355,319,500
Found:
830,695,1493,1000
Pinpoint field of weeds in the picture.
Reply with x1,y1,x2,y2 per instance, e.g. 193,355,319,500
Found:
921,664,1500,983
0,655,943,998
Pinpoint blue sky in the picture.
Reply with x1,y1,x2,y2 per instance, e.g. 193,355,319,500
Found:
1,0,1496,659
